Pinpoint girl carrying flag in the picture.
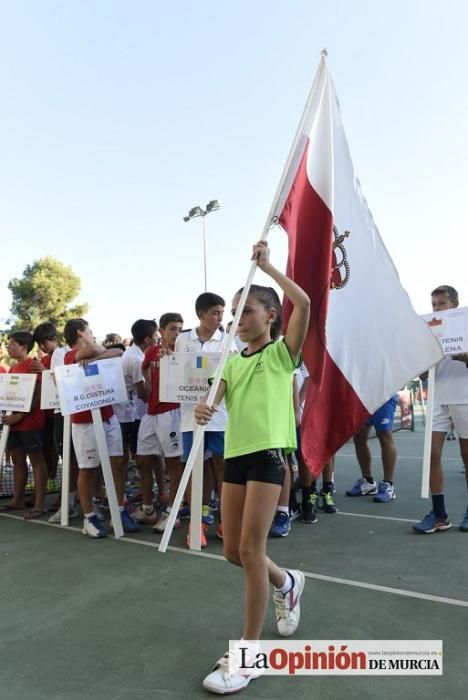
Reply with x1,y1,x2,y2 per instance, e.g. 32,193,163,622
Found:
195,241,310,694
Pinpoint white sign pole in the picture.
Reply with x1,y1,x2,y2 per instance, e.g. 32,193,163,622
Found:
91,409,124,539
0,414,12,467
60,415,71,527
159,57,330,554
189,435,205,551
421,365,436,499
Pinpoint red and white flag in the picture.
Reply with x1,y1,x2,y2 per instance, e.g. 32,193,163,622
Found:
275,57,442,476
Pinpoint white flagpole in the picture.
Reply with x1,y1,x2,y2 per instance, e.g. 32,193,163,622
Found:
60,415,71,527
91,410,124,538
159,54,329,553
421,365,436,498
188,438,205,550
0,414,12,468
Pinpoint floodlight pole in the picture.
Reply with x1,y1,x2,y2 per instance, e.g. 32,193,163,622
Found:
202,214,208,292
183,200,220,292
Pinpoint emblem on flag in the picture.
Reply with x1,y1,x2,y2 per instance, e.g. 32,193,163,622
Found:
330,226,351,290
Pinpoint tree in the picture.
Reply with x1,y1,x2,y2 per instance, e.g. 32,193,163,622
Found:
8,257,89,332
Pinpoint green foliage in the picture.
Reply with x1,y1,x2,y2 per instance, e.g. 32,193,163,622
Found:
8,257,89,333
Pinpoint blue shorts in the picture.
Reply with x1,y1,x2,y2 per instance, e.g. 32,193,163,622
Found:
367,395,399,432
182,431,225,461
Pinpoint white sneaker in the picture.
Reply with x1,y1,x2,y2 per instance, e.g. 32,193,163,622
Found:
132,505,158,525
48,506,80,523
273,569,305,637
202,648,263,694
152,510,181,533
92,505,105,522
346,477,378,497
82,514,108,538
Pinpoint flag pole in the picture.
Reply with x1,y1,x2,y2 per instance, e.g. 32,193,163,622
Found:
159,53,328,553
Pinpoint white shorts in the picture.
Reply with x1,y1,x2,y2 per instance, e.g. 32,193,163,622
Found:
71,414,123,469
432,404,468,439
137,409,182,457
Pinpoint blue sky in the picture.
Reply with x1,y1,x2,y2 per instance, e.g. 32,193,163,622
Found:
1,0,467,338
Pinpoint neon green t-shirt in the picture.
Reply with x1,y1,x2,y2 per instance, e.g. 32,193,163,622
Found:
222,339,300,459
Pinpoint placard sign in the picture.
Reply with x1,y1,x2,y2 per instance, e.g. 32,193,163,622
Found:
0,373,37,412
54,358,127,416
159,353,222,403
421,306,468,355
40,370,61,410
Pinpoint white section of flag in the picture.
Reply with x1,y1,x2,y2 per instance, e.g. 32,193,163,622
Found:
307,64,443,411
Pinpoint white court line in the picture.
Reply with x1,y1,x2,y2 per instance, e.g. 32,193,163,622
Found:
336,453,462,461
336,509,462,527
336,509,460,527
337,511,419,524
1,512,468,609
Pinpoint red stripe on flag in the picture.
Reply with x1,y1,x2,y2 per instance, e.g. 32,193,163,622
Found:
279,141,333,388
279,140,370,476
301,354,370,477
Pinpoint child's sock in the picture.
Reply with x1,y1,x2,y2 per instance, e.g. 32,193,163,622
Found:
275,570,294,595
431,493,447,519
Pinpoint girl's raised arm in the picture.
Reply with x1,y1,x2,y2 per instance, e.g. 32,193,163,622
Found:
253,242,310,359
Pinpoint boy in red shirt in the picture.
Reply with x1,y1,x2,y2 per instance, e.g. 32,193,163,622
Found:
134,313,184,531
32,322,60,480
33,321,81,522
64,318,140,538
2,331,48,518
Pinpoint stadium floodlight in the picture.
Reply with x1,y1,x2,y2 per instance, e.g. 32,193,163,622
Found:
183,200,221,292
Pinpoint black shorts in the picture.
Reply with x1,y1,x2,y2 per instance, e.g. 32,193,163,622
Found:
53,413,77,463
53,413,64,455
44,414,59,478
224,449,286,486
120,420,139,455
7,429,44,454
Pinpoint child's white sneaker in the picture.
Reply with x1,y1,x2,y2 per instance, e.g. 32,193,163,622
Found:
273,569,305,636
202,646,263,694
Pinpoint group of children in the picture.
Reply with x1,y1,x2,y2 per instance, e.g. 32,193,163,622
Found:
0,294,336,543
1,257,467,692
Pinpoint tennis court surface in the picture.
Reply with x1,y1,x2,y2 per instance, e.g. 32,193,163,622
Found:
1,428,466,699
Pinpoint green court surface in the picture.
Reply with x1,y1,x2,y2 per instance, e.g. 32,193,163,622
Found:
1,428,467,700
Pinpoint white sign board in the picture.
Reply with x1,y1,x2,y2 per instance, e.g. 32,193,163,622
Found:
40,370,61,410
421,306,468,355
0,373,37,412
54,358,127,416
159,353,222,403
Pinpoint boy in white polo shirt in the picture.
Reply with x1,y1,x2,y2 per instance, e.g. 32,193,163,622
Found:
176,293,235,543
114,319,157,463
413,285,468,534
134,313,184,531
